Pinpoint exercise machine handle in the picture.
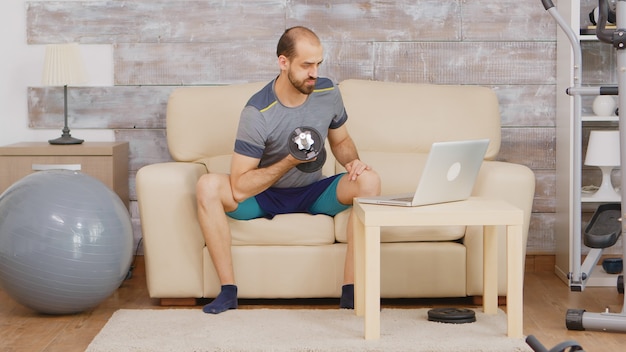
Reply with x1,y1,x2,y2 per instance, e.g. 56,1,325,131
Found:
526,335,585,352
596,0,616,44
526,335,549,352
541,0,555,11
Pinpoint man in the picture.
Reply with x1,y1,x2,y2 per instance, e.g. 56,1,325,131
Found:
196,26,381,314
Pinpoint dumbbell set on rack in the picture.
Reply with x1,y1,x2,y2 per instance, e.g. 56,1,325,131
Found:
288,126,326,173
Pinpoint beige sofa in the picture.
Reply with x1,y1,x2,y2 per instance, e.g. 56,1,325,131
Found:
136,79,535,304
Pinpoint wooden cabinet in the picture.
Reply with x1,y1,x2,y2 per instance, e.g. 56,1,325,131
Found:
0,142,129,208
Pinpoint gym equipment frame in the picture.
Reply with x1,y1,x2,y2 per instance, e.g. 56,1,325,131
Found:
542,0,626,333
526,334,585,352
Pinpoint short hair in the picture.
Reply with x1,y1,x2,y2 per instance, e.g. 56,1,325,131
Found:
276,26,320,60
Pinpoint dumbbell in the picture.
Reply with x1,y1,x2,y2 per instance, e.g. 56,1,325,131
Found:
288,126,326,173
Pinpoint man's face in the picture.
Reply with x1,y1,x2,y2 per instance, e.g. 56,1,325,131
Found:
286,40,323,95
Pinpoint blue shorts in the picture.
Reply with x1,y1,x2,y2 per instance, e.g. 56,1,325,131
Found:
226,173,349,220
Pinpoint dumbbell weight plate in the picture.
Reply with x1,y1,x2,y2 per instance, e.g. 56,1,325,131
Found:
296,147,326,173
427,307,476,324
289,126,326,173
289,127,323,161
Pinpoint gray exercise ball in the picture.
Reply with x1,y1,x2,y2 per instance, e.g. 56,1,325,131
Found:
0,170,133,314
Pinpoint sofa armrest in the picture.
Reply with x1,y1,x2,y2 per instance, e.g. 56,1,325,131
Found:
465,161,535,295
136,162,208,298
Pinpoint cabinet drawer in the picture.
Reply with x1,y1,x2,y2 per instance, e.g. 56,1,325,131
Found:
0,152,128,208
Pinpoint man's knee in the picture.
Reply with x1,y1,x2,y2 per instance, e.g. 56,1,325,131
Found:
197,173,221,194
358,169,381,196
196,174,231,205
336,169,381,204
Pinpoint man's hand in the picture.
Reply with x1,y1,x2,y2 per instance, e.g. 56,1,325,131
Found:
344,159,371,181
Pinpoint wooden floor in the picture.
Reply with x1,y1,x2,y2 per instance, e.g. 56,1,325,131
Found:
1,256,626,352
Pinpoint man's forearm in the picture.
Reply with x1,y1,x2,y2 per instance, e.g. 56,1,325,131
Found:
331,136,360,167
230,156,297,202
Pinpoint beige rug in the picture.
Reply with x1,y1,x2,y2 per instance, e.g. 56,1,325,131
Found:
86,308,532,352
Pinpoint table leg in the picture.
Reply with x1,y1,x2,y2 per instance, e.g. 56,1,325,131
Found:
483,225,498,315
506,224,524,338
363,225,381,340
353,212,365,317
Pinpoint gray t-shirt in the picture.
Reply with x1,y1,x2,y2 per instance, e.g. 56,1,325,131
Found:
234,77,347,188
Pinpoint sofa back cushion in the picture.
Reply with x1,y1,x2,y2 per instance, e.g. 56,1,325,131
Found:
334,80,502,243
166,83,266,162
338,79,501,159
336,79,501,200
166,83,337,176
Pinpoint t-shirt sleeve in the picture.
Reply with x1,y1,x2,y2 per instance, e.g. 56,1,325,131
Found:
234,106,266,159
330,85,348,129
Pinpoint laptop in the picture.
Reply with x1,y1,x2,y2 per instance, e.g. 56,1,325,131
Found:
357,139,489,207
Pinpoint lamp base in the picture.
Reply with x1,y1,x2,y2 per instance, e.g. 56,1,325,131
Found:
49,133,84,145
589,166,618,199
589,184,619,199
50,85,84,145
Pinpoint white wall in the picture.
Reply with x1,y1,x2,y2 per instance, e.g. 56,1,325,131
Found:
0,0,115,146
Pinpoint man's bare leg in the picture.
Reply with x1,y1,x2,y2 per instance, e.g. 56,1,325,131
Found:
196,173,239,314
336,170,381,308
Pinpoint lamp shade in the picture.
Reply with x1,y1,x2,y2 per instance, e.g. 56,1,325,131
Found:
585,130,621,167
42,43,87,86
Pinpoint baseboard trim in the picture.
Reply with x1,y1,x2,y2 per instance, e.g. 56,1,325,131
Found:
160,298,198,306
472,295,507,306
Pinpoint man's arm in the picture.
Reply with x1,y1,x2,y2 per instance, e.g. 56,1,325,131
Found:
328,124,371,181
229,153,300,203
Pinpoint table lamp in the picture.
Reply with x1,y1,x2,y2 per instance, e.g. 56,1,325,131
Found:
584,130,621,199
42,43,88,145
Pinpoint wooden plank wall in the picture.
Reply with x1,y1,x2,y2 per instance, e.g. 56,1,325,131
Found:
26,0,571,255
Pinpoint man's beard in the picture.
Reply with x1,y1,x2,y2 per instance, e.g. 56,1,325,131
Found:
288,70,316,95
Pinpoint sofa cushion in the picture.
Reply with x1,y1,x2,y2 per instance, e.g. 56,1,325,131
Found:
229,213,336,246
334,209,465,243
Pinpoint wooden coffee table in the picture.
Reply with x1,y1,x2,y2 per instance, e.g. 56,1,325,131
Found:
352,197,524,339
